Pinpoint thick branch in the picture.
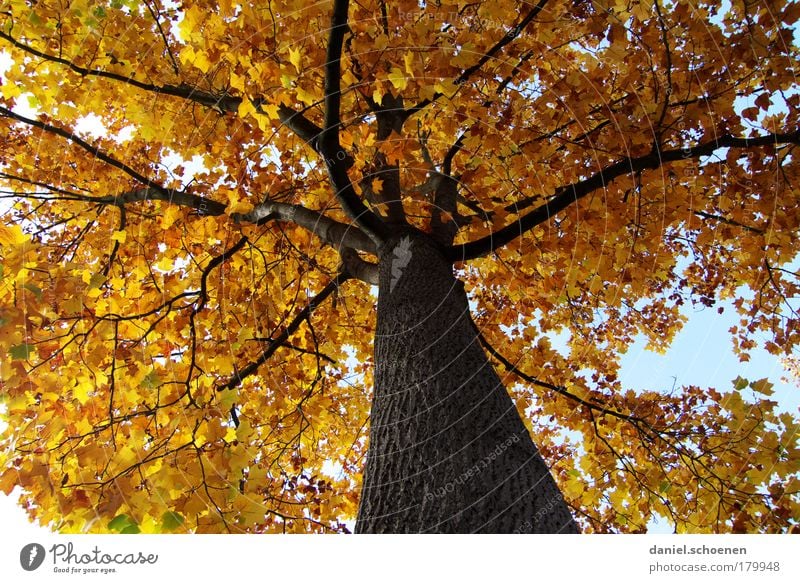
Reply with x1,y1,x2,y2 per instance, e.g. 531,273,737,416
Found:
448,130,800,261
430,132,468,245
430,176,461,246
354,92,407,224
317,0,389,244
361,154,406,225
231,200,376,255
339,247,378,284
322,0,349,142
276,104,323,147
276,104,352,169
101,187,226,214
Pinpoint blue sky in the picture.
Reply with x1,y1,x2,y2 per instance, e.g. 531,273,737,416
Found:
620,300,798,415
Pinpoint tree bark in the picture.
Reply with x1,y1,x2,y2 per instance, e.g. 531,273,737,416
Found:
356,230,578,533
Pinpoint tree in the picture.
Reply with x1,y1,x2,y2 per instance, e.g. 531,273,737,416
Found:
0,0,798,534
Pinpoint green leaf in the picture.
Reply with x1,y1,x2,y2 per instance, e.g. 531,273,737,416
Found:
22,282,43,299
219,389,238,410
108,514,134,532
9,344,34,360
120,524,141,534
89,273,106,289
732,376,749,391
140,370,161,389
160,511,185,531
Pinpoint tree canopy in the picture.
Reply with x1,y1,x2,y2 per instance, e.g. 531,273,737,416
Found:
0,0,799,533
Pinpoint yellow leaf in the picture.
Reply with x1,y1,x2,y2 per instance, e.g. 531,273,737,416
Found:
179,45,195,66
183,493,208,516
373,86,384,105
296,87,317,105
374,33,389,50
388,68,408,90
563,477,584,500
155,257,174,271
288,47,302,73
434,79,460,97
0,469,17,495
73,379,93,405
1,81,21,100
178,6,205,40
194,429,208,448
193,52,211,74
110,230,127,243
0,223,28,246
214,354,235,375
63,295,83,315
238,98,256,119
160,206,182,230
419,83,436,101
404,52,414,75
451,44,476,68
261,103,279,119
342,68,358,86
179,44,211,73
223,427,237,443
117,446,140,468
230,71,246,92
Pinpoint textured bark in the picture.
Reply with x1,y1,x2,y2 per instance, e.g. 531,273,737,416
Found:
356,230,578,533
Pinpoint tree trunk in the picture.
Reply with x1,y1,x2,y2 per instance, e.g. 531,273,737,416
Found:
355,230,579,533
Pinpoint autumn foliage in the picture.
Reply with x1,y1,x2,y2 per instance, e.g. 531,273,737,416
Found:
0,0,799,533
